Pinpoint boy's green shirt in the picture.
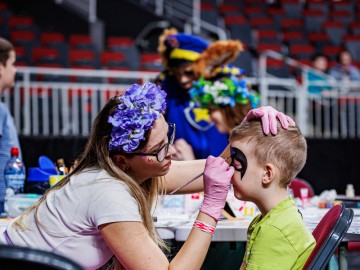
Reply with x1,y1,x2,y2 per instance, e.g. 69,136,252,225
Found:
243,197,315,270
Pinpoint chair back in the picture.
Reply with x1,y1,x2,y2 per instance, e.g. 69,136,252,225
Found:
289,178,315,198
0,244,84,270
303,203,354,270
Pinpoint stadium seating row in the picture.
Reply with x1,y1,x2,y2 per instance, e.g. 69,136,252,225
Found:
0,0,359,79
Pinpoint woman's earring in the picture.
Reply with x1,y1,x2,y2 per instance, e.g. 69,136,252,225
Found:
120,164,129,171
113,155,129,171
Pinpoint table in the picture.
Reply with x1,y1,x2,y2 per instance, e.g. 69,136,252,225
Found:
2,207,359,269
155,207,360,270
156,207,360,240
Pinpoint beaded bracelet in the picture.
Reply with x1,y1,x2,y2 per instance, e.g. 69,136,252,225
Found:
193,220,216,236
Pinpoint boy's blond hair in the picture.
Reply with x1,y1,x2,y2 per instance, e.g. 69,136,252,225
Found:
229,120,307,187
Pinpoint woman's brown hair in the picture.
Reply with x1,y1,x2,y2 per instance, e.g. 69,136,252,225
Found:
14,96,168,269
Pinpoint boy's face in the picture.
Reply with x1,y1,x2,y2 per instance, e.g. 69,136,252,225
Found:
0,50,17,92
230,141,264,201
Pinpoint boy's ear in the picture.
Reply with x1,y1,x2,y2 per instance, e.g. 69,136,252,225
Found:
112,155,129,171
262,163,276,185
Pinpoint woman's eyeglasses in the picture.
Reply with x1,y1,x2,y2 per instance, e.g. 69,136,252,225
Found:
131,123,176,162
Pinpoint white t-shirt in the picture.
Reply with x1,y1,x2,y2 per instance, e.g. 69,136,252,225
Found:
3,168,142,270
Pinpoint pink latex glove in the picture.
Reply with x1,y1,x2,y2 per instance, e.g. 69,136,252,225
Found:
242,106,296,135
200,156,235,221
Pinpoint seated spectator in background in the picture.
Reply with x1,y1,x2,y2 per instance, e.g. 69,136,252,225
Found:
229,119,315,270
190,65,261,135
329,49,360,82
0,38,22,214
157,28,242,160
307,53,332,95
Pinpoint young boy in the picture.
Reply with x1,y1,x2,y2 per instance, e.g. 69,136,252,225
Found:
0,37,21,213
229,119,315,270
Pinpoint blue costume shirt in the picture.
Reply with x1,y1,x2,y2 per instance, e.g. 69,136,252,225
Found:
162,76,228,159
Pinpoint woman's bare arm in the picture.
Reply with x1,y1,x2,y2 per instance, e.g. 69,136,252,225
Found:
165,144,231,194
100,212,216,270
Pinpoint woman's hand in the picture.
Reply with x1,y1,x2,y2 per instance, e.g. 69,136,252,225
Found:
173,138,196,160
242,106,296,135
200,156,234,220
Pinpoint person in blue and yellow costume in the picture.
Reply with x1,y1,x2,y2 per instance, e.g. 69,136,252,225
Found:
157,28,243,160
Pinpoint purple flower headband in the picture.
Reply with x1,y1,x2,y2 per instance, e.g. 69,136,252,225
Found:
108,82,167,152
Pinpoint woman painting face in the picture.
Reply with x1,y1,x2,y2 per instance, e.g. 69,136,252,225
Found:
120,115,176,183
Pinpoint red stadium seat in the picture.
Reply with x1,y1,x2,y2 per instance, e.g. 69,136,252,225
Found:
268,7,286,17
40,32,65,45
11,30,35,42
282,0,303,18
349,22,360,35
219,4,240,15
8,16,33,29
100,51,126,67
289,44,315,60
323,45,342,60
32,47,59,63
280,18,304,32
303,9,327,32
256,29,277,43
69,34,93,50
200,3,214,10
256,43,282,54
243,6,265,18
107,36,134,49
224,16,247,26
140,53,161,63
250,17,275,29
69,49,97,68
308,32,330,51
14,46,25,58
140,53,162,71
282,31,306,45
330,10,353,26
331,1,353,13
0,2,8,10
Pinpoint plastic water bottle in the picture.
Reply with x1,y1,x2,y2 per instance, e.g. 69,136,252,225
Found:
4,147,26,194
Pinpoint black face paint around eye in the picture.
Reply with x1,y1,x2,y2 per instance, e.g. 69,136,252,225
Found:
230,147,248,179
